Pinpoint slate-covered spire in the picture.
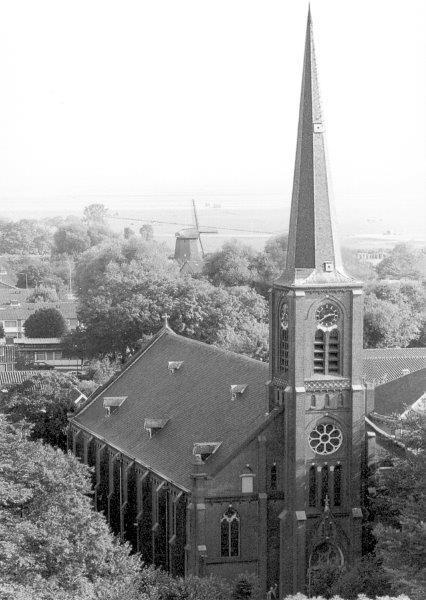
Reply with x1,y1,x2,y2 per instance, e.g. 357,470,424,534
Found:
280,9,352,285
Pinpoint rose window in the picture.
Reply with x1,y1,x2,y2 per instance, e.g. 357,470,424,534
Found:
309,423,342,455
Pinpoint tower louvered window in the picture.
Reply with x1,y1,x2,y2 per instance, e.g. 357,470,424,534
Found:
314,330,325,373
270,462,277,491
220,507,240,557
314,329,341,375
328,330,340,373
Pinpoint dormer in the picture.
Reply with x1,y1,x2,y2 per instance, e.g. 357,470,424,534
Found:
168,361,183,374
193,442,222,462
230,384,247,401
144,418,169,438
103,396,127,416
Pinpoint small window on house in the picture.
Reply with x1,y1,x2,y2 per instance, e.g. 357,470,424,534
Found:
220,506,240,557
309,465,317,507
104,396,127,416
35,352,46,361
230,385,247,401
333,464,342,507
240,464,254,493
4,320,18,328
193,442,221,462
168,361,183,373
144,418,169,437
270,462,277,491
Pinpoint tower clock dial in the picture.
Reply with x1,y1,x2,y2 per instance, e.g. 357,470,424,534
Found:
315,303,339,328
280,304,289,329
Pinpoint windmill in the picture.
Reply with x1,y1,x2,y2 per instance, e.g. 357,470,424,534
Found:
174,200,218,270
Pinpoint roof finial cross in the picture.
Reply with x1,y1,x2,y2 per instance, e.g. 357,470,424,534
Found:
162,313,170,328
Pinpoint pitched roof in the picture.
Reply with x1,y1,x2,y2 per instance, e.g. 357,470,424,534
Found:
72,328,269,490
0,301,77,321
362,348,426,384
373,368,426,416
0,370,42,386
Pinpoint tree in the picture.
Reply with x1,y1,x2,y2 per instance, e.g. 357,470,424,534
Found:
15,259,51,288
0,219,52,255
203,240,257,287
373,413,426,599
83,203,108,224
0,372,94,450
0,418,140,596
377,244,426,281
24,307,68,338
27,285,59,303
363,281,425,348
140,224,154,241
53,223,91,256
330,556,394,599
73,239,268,361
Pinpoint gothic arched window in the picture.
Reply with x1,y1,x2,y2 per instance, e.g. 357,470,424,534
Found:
308,466,316,507
270,462,277,491
321,465,329,506
333,464,342,507
220,506,240,557
278,302,289,373
310,541,344,569
324,393,330,408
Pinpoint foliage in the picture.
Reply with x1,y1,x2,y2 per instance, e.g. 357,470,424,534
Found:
363,281,425,348
140,224,154,241
53,222,92,256
82,356,120,384
377,244,426,281
282,595,410,600
330,556,394,599
0,371,88,450
0,219,53,255
137,565,232,600
232,573,261,599
74,238,268,361
308,564,343,598
83,203,108,224
27,285,59,303
203,240,257,287
0,322,4,338
373,413,426,599
252,234,288,286
61,326,89,361
15,258,51,288
0,418,140,596
24,307,68,338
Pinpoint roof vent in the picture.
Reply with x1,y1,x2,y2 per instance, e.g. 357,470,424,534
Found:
103,396,127,416
168,361,183,373
144,418,169,438
230,384,247,401
193,442,222,462
401,368,410,376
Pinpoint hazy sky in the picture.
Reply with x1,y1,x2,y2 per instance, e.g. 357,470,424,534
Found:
0,0,424,222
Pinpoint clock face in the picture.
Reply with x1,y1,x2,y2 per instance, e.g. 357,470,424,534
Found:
280,304,289,329
315,303,339,328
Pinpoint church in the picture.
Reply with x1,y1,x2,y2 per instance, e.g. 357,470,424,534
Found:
69,11,425,596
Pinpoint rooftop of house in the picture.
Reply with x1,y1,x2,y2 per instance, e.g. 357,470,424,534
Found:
0,300,77,321
73,327,271,491
372,368,426,417
362,348,426,385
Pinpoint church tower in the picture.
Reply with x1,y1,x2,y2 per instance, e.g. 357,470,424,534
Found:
269,10,365,594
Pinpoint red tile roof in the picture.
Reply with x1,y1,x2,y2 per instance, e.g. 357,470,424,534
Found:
73,328,270,490
362,348,426,384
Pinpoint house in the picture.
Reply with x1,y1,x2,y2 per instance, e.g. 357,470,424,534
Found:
69,11,426,596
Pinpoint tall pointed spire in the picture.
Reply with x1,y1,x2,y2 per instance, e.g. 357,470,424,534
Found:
280,9,352,285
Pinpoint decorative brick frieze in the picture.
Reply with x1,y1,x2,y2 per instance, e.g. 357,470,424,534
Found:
305,379,351,392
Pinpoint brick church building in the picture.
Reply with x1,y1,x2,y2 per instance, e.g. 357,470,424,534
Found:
69,11,425,596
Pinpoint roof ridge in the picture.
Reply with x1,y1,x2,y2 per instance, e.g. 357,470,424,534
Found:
166,329,268,368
